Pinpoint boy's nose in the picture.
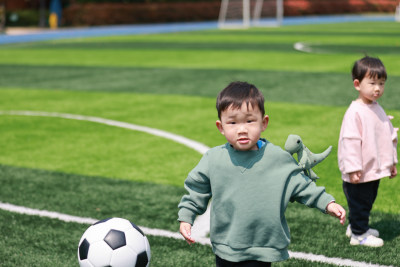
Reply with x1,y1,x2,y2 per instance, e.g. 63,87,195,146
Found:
238,124,248,133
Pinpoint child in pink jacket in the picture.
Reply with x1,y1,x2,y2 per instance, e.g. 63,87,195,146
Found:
338,56,398,247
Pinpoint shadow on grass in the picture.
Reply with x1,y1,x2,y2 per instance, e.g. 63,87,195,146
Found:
371,213,400,242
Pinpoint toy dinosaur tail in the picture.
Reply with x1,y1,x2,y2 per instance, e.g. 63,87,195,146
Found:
319,146,332,161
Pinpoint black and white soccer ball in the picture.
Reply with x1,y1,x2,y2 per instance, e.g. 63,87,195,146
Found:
78,217,151,267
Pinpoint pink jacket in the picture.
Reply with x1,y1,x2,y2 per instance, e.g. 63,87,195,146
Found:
338,101,398,183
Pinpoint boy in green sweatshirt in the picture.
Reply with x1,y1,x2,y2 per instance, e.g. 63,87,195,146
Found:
178,81,346,266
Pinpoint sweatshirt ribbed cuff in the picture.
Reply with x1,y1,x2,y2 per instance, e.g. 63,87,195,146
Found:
178,208,197,225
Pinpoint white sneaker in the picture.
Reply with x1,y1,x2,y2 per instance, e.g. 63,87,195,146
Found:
346,225,379,238
350,233,384,247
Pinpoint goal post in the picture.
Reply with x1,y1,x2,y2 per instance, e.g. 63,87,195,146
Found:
396,3,400,22
218,0,283,29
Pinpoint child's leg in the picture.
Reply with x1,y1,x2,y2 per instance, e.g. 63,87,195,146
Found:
216,255,271,267
342,180,380,235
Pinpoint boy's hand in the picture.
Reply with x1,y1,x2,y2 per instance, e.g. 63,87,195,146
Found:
349,171,361,184
326,202,346,225
390,165,397,179
180,221,195,245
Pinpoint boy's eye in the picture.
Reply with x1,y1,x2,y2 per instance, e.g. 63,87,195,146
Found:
247,120,253,123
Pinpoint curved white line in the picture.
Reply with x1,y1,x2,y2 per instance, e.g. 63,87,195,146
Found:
0,201,393,266
293,42,328,54
293,42,313,53
0,111,396,266
0,110,210,155
288,251,395,267
0,109,211,237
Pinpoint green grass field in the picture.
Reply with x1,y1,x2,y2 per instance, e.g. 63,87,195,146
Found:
0,21,399,266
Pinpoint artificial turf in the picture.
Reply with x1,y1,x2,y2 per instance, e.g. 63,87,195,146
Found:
0,20,399,266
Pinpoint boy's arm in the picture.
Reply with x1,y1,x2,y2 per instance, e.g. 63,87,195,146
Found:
178,152,212,232
339,138,363,175
338,109,363,176
288,172,335,214
388,115,398,166
326,202,346,225
288,172,346,225
390,117,398,179
178,172,211,245
178,171,212,224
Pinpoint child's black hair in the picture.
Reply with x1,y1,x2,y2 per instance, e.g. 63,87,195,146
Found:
216,81,265,120
352,56,387,82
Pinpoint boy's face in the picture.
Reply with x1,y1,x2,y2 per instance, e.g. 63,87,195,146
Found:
216,102,269,151
354,74,385,104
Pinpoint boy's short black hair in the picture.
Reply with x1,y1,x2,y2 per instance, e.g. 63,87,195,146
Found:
216,81,265,120
352,56,387,82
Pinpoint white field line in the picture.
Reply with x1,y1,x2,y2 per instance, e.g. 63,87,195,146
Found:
288,251,396,267
293,42,313,53
0,110,211,237
0,202,206,244
0,201,395,267
293,42,327,54
0,110,396,267
0,110,210,155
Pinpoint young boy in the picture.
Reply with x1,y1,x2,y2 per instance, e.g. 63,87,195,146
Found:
338,56,398,247
178,81,346,266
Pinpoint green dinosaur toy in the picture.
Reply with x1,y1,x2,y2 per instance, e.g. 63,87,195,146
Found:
284,134,332,181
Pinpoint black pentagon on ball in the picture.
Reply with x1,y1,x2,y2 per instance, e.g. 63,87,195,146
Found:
78,238,90,260
135,251,149,267
104,229,126,250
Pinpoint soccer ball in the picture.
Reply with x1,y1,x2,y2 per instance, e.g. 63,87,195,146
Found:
78,217,151,267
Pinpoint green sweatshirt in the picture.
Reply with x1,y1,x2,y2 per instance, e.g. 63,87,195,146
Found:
178,139,335,262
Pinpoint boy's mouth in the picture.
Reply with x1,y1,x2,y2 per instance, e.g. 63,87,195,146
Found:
238,138,250,144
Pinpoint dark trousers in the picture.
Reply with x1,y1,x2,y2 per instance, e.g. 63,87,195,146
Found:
343,180,380,235
216,255,271,267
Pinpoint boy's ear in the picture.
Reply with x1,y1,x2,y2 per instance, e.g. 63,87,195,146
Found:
216,120,224,135
353,79,361,91
262,115,269,131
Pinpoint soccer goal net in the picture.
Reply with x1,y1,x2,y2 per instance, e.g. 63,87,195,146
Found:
218,0,283,29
